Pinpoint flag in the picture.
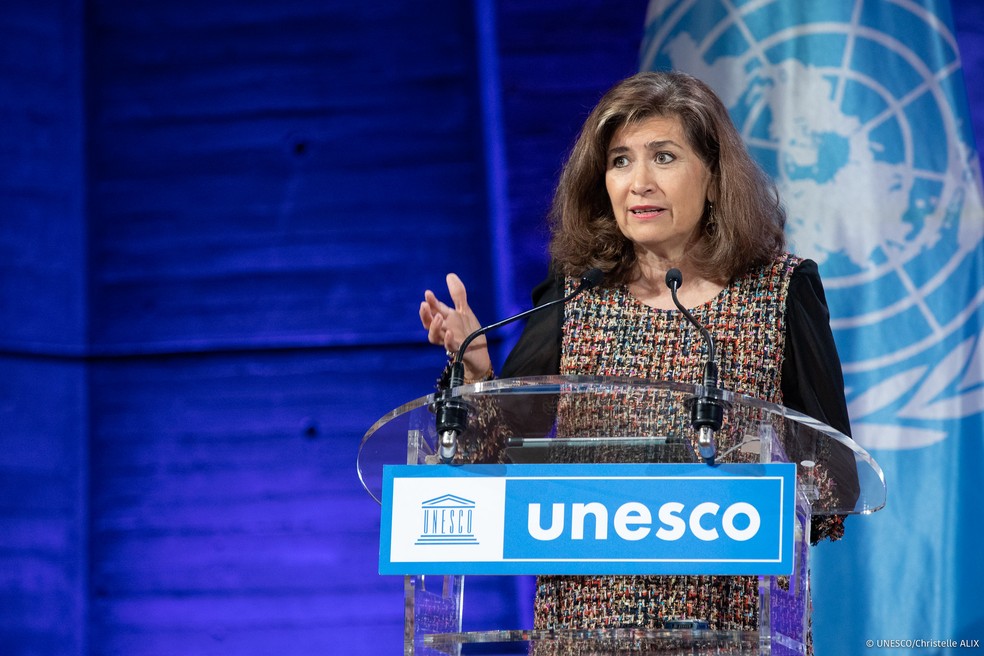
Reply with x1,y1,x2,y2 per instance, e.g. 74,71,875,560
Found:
641,0,984,650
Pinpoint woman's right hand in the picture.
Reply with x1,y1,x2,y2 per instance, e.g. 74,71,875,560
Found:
419,273,493,381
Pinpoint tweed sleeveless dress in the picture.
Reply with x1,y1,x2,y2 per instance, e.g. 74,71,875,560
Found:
533,253,801,632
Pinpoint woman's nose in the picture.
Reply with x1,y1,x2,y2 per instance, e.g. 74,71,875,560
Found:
631,165,656,195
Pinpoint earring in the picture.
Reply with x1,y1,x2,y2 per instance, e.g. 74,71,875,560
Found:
704,201,717,235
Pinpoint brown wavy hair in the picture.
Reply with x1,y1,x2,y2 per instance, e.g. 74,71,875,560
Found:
548,70,786,285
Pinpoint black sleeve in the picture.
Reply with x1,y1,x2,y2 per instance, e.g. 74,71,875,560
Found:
782,260,860,529
781,259,852,437
500,274,565,378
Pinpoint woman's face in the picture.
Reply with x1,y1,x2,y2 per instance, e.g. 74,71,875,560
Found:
605,114,713,263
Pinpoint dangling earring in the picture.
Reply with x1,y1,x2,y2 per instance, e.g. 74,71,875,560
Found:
704,201,717,235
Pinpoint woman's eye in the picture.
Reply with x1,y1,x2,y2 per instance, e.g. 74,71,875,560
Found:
612,155,629,168
655,152,676,164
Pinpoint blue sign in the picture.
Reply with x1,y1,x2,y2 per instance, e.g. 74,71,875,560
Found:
380,463,796,575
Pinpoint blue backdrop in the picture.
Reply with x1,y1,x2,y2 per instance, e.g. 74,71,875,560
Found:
0,1,981,654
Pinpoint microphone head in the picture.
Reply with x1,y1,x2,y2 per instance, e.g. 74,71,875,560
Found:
665,268,683,290
580,267,605,289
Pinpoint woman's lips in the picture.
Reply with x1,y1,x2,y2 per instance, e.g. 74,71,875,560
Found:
629,206,666,219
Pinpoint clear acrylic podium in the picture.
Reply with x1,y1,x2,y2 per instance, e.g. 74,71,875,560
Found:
358,376,886,655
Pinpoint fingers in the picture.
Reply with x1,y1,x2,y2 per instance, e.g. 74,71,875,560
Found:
423,289,451,318
419,274,475,353
420,291,452,347
419,291,443,326
446,273,469,312
418,299,432,329
422,275,466,319
431,313,448,347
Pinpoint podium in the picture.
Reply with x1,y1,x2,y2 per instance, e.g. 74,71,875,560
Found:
358,376,886,655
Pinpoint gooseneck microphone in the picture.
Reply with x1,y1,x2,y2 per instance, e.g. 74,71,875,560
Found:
435,267,605,462
665,268,724,465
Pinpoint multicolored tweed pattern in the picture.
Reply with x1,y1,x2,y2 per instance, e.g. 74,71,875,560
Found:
533,253,801,632
562,254,800,403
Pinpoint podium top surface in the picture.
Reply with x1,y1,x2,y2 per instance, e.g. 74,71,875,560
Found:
358,375,885,515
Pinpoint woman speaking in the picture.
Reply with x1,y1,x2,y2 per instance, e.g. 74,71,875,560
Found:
419,70,852,636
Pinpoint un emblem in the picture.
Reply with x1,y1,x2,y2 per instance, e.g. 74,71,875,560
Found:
643,1,984,450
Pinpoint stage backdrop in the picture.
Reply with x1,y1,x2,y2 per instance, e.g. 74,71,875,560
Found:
0,0,981,654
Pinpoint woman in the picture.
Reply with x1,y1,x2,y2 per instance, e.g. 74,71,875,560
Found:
419,71,852,633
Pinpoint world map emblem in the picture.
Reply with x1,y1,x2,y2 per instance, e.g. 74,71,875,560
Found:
642,0,984,450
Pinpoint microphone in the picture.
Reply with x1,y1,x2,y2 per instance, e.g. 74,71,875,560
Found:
435,267,605,462
665,268,724,465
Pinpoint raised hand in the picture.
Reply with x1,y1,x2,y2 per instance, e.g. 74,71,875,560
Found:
419,273,492,381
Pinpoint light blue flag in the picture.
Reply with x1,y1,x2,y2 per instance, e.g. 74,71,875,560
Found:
641,0,984,651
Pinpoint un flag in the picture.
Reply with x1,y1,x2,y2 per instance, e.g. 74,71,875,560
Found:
641,0,984,651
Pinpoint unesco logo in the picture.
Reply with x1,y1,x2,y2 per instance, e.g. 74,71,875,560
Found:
415,494,479,546
381,465,794,576
643,1,984,450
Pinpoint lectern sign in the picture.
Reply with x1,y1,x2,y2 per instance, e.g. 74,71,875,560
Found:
379,463,796,576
